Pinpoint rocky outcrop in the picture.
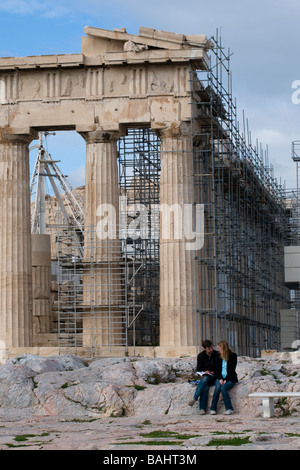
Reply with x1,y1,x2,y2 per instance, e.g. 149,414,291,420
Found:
0,353,299,419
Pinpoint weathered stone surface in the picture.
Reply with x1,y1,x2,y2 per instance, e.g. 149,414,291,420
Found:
0,353,299,423
0,353,298,449
7,353,85,374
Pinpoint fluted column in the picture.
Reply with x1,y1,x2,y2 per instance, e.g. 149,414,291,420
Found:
80,130,123,349
0,131,35,348
158,123,199,352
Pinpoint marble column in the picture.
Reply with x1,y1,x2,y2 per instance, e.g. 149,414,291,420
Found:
0,131,35,348
158,123,199,353
80,130,123,349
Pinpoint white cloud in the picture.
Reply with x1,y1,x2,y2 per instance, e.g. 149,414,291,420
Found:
0,0,70,17
69,165,86,189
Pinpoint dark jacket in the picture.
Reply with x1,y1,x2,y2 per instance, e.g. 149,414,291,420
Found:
215,352,238,383
196,349,218,374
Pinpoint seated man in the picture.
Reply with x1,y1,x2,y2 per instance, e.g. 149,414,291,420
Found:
188,339,218,414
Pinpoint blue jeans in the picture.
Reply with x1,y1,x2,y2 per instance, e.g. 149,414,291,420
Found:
193,375,216,410
210,379,235,411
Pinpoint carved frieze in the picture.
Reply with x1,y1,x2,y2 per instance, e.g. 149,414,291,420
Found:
0,63,189,104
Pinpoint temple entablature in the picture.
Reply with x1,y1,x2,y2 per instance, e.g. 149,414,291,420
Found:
0,26,211,135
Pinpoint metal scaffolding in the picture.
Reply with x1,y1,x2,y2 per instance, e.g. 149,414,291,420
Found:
30,132,84,239
34,34,291,357
118,129,160,347
284,142,300,313
55,128,160,354
190,32,289,356
286,141,300,246
56,224,143,354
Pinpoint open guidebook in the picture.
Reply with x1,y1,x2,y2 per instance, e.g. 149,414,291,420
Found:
196,371,214,377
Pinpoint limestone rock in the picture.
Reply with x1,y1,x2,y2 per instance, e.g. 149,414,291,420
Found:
0,353,298,420
0,363,38,417
132,358,178,384
7,353,86,374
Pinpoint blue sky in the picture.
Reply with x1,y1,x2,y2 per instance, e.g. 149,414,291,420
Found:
1,0,299,190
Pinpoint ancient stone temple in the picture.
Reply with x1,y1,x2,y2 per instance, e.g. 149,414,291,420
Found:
0,26,290,360
0,26,214,358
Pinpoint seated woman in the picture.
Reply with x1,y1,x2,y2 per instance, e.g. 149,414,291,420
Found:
210,340,238,415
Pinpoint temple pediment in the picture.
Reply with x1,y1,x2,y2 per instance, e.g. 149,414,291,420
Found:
82,26,212,68
83,26,213,52
0,26,212,71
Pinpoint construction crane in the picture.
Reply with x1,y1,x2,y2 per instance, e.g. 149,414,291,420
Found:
30,132,85,256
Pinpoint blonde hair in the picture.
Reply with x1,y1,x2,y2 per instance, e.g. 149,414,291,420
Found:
218,340,232,362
